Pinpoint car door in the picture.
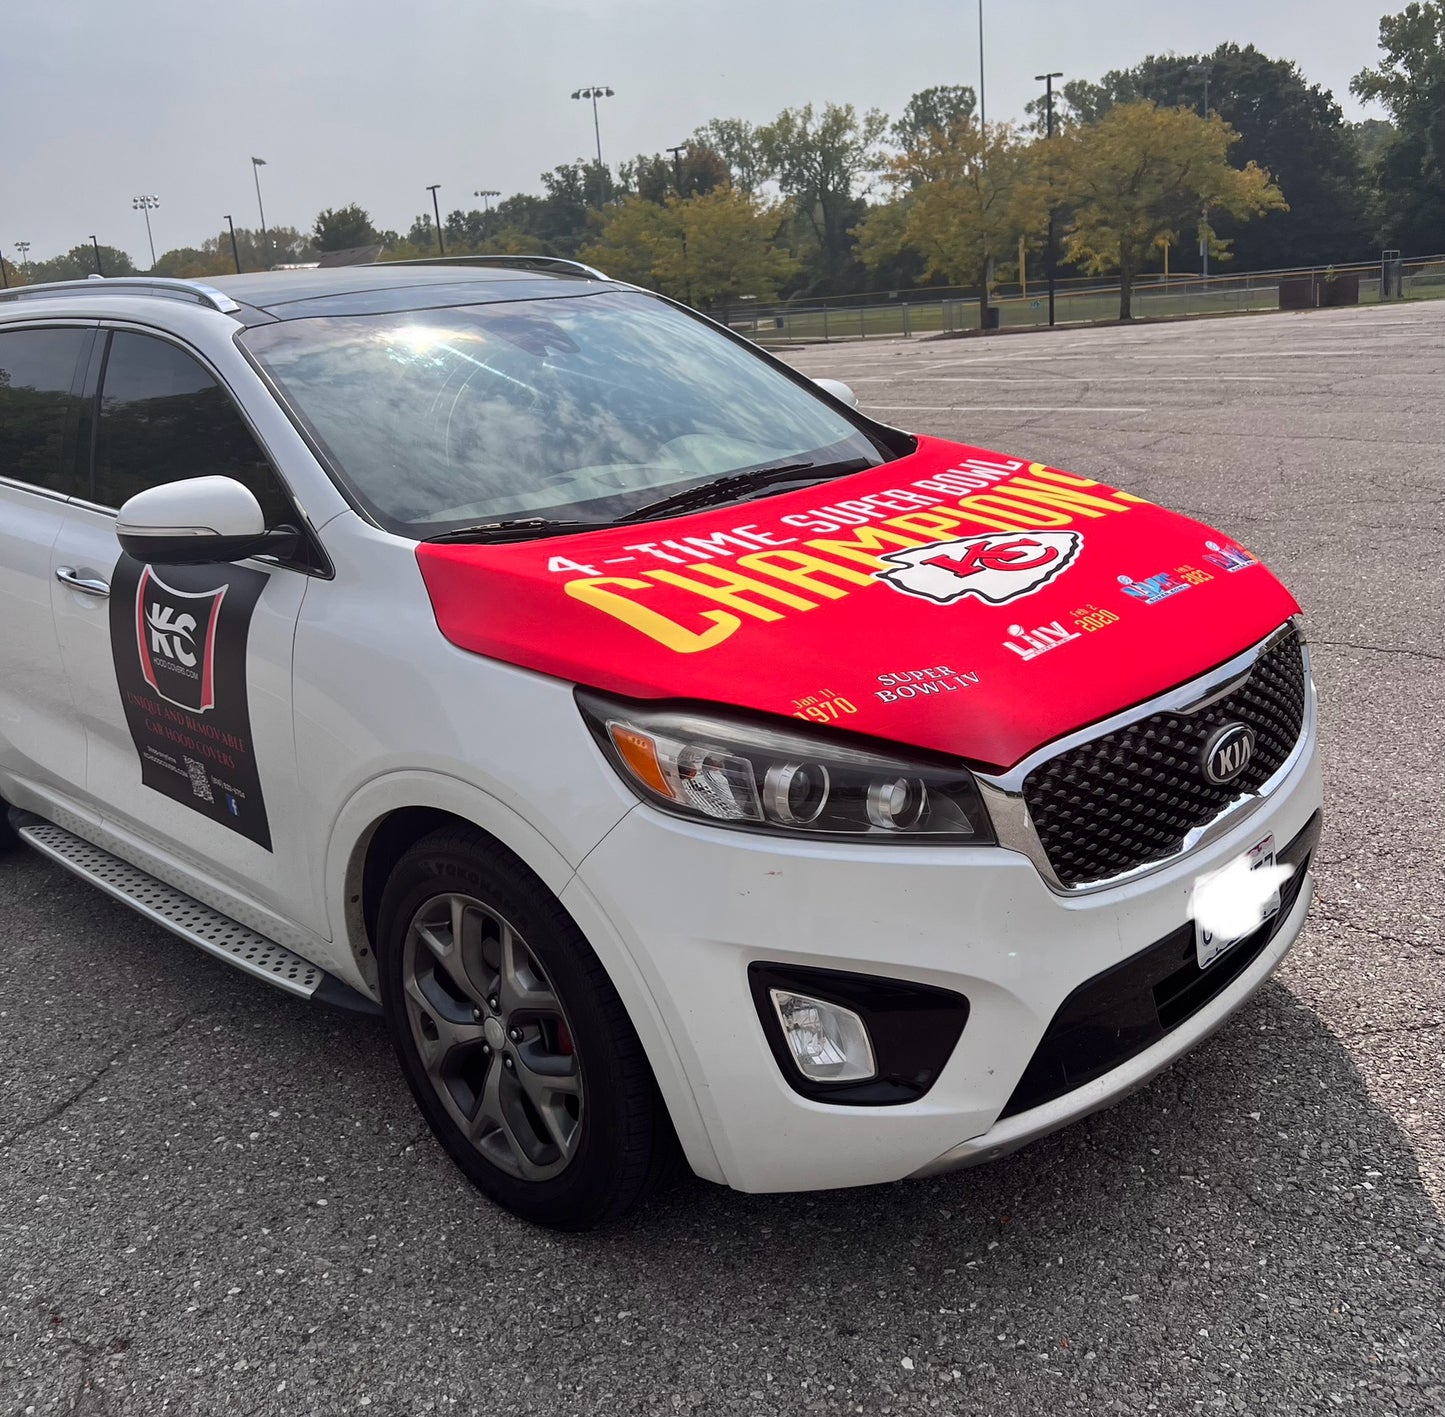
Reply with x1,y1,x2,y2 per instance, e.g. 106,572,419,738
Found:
49,325,323,932
0,323,95,807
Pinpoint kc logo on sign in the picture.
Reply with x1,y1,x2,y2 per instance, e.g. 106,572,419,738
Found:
135,567,228,714
875,531,1083,606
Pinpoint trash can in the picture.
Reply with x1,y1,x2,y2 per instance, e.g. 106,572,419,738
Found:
982,306,1001,331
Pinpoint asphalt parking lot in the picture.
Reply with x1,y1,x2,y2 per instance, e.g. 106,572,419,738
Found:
3,301,1443,1415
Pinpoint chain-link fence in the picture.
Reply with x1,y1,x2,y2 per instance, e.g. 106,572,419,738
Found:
728,255,1445,345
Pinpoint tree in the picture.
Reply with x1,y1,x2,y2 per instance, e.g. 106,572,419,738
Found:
758,102,888,293
891,85,978,151
1350,117,1397,166
577,196,671,288
313,204,379,252
693,118,769,195
1352,3,1445,251
859,117,1045,319
27,244,137,283
1060,101,1287,318
1046,44,1371,268
580,188,796,315
620,144,730,204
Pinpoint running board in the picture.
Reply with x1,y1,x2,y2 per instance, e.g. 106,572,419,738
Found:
13,817,381,1016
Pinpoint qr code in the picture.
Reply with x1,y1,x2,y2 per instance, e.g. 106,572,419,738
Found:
183,756,215,803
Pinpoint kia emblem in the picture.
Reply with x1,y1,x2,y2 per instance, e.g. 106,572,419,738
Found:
1203,723,1256,785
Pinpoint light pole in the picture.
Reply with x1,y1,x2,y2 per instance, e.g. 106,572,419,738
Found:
90,236,103,276
426,185,445,256
474,188,500,238
666,143,693,306
1188,63,1212,278
250,157,269,263
131,196,159,269
0,246,9,288
571,85,615,205
224,215,242,273
1034,72,1062,328
14,240,29,275
977,1,987,130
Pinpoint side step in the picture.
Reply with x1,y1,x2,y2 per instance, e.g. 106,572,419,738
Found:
14,817,381,1016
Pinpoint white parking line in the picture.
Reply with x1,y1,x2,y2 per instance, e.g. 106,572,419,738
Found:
866,404,1152,413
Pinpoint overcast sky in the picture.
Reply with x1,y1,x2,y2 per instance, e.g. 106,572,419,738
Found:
2,0,1388,267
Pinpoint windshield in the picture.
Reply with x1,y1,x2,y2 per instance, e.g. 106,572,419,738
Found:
240,290,888,536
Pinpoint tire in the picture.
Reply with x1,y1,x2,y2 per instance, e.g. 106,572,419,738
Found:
0,798,19,855
376,825,673,1230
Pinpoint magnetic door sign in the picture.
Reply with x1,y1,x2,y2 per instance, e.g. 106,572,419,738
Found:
109,556,272,850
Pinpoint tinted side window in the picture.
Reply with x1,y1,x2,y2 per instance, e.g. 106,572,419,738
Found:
0,327,89,495
94,331,290,524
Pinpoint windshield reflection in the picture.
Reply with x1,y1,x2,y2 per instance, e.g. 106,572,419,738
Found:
241,290,884,535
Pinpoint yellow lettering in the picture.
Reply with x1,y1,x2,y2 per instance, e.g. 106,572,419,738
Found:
953,494,1074,529
644,563,817,619
734,550,875,599
565,576,739,653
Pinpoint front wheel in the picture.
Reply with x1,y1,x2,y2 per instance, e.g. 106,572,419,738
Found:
377,826,672,1229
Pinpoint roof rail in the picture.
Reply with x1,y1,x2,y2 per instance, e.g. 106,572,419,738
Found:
0,276,242,314
375,254,609,281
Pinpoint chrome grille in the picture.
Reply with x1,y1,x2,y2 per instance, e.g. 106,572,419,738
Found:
1021,627,1307,887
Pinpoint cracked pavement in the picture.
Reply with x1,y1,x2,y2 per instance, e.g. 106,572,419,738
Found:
3,302,1444,1415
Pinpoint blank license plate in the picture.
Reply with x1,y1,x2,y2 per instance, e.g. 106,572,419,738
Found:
1195,834,1279,970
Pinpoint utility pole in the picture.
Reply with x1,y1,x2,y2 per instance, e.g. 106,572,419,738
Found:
131,196,159,268
666,143,693,307
250,157,269,241
1035,71,1062,328
225,215,242,273
571,86,615,205
427,184,445,255
977,0,987,129
1188,64,1212,278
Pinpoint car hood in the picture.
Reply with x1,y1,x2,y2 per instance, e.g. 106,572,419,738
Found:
414,435,1300,772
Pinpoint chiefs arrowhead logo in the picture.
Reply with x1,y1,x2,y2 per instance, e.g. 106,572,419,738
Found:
875,531,1083,606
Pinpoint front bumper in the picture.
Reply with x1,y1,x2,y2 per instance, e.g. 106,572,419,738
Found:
564,677,1323,1195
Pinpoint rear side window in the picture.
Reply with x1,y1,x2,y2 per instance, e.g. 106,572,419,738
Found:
0,327,89,495
94,331,290,524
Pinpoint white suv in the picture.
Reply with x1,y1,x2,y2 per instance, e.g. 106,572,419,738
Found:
0,264,1322,1228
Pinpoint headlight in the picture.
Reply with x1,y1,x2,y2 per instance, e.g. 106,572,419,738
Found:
576,689,995,843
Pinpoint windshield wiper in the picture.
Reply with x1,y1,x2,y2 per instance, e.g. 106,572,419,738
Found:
424,517,606,544
616,461,858,524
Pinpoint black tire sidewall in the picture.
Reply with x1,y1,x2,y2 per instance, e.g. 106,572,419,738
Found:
377,830,656,1229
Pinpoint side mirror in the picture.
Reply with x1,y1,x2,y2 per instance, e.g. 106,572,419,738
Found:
813,377,859,410
115,476,296,564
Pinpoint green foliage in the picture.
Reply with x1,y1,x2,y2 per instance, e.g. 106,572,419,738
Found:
1046,44,1369,267
1352,3,1445,251
580,188,796,313
758,102,888,293
861,117,1045,301
312,204,379,252
891,86,978,151
692,118,769,195
27,244,137,282
153,225,312,276
1060,101,1287,317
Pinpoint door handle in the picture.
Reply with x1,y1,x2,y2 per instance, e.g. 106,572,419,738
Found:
56,566,112,598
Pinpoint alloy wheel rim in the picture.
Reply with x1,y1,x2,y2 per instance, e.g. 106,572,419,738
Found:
401,891,583,1181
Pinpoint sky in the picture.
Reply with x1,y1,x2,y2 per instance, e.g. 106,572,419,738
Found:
1,0,1389,268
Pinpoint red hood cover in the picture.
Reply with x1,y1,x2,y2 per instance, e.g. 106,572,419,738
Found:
416,436,1299,771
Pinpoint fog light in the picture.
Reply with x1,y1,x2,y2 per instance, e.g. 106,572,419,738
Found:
768,989,876,1082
